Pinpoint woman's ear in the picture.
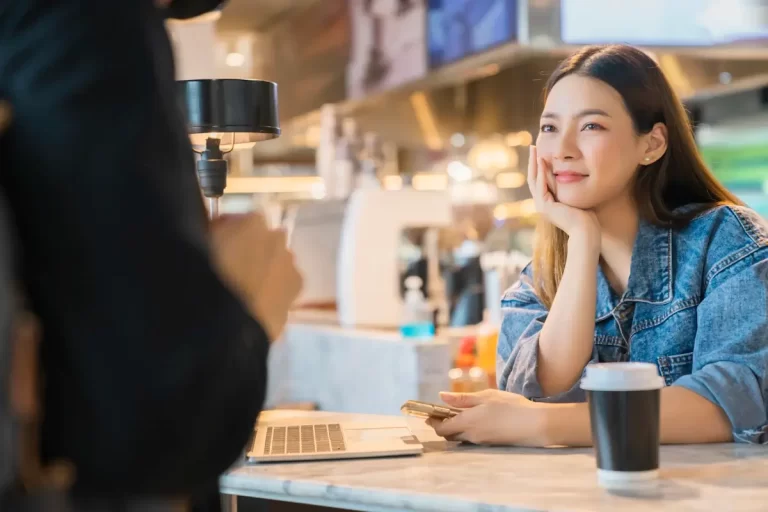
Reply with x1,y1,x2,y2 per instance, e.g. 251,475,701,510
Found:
640,122,668,165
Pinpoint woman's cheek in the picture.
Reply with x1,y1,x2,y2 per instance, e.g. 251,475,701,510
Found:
585,140,624,181
535,135,554,156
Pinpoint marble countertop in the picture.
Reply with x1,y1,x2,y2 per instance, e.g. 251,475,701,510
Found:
287,310,481,340
221,410,768,512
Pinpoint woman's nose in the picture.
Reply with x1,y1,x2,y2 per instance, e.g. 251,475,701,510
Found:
553,130,580,161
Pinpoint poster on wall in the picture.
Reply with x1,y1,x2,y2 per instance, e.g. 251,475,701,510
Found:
561,0,768,46
346,0,428,99
427,0,518,68
265,0,350,120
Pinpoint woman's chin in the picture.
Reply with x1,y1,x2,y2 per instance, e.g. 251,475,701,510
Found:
554,194,596,210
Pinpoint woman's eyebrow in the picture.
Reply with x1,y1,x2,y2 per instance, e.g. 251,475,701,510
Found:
541,108,612,119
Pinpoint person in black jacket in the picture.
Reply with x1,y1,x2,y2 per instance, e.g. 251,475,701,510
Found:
0,0,301,509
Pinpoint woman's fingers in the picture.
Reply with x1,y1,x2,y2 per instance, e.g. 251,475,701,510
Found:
529,147,558,214
425,418,466,443
541,157,557,195
428,414,466,438
527,145,538,192
439,391,484,408
536,157,549,204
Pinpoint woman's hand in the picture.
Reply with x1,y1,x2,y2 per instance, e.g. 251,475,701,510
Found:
426,390,552,447
528,145,599,242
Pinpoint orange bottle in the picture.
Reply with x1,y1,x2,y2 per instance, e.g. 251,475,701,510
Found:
450,337,476,392
475,311,500,389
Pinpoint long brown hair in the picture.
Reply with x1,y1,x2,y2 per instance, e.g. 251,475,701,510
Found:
533,44,742,308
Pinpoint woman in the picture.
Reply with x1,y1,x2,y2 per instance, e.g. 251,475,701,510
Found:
428,44,768,447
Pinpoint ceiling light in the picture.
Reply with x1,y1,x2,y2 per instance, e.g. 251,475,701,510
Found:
446,160,473,182
450,133,466,148
226,52,245,67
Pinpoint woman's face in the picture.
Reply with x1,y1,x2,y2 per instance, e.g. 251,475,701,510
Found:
535,75,648,210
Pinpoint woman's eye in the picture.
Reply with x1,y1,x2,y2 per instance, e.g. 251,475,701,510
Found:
582,122,604,131
540,124,556,133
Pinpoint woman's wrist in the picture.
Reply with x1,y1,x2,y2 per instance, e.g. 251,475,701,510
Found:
540,402,593,447
567,228,601,257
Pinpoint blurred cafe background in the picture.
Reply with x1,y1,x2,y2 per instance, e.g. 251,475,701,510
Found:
168,0,768,415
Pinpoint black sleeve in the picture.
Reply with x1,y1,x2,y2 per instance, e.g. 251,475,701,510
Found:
0,0,269,495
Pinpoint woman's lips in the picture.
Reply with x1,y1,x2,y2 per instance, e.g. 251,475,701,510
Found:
554,171,587,184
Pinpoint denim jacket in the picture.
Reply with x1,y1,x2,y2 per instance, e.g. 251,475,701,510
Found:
497,205,768,444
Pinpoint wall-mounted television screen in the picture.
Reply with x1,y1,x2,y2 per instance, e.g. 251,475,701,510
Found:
428,0,518,69
561,0,768,47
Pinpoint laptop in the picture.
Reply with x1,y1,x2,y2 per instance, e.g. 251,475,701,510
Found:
246,412,423,463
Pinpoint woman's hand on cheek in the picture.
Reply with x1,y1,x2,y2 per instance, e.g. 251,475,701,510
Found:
529,145,600,242
426,390,551,447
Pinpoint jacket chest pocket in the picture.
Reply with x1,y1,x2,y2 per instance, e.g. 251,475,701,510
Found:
657,352,693,386
594,335,629,363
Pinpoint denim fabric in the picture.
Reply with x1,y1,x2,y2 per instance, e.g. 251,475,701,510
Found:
497,205,768,444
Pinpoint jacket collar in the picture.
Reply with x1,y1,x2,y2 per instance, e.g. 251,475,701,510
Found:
595,219,673,321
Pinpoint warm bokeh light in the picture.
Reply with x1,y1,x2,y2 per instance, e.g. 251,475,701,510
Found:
225,52,245,67
384,175,403,190
412,173,448,191
506,131,533,147
493,199,538,220
310,181,326,199
446,160,473,182
225,176,322,194
468,136,519,176
496,171,527,189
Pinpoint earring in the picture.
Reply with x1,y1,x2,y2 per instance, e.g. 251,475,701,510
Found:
644,157,651,163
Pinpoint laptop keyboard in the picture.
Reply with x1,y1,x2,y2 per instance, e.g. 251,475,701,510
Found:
263,424,347,455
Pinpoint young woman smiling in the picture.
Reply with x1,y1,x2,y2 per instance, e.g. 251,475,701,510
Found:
428,44,768,447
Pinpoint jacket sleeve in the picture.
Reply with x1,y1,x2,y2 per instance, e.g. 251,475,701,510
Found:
496,264,593,402
0,0,270,494
674,251,768,445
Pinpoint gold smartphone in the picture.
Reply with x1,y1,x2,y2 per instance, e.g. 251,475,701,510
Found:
400,400,461,420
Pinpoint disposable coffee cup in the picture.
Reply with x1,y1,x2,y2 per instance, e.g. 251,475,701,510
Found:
580,363,665,491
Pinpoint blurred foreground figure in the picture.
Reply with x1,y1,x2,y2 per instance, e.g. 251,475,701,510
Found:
0,1,301,511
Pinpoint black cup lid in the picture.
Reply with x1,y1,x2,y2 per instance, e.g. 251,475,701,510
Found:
177,79,280,142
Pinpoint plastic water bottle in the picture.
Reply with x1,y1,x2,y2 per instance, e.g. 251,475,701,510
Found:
400,276,435,340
